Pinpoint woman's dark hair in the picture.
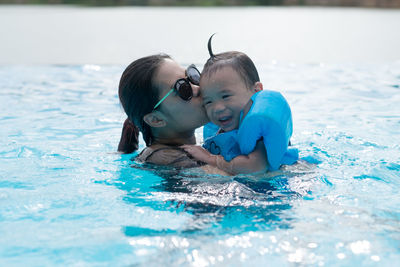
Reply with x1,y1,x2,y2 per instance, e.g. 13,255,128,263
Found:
118,54,171,153
202,34,260,89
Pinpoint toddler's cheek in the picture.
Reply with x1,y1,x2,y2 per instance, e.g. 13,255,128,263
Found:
205,109,214,122
209,116,219,127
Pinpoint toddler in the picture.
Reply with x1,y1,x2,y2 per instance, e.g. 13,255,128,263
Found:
182,37,269,175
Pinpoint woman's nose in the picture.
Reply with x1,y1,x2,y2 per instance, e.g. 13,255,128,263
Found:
191,84,201,97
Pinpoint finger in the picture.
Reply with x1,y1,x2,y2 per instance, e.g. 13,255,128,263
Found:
181,146,191,152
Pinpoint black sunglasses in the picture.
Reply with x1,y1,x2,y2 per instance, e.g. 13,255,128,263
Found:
153,64,200,110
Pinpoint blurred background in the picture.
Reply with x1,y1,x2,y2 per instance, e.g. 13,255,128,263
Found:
0,1,399,65
1,0,400,7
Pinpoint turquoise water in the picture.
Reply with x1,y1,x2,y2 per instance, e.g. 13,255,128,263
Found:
1,62,399,266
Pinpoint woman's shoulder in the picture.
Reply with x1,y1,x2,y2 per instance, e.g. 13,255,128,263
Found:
135,144,202,168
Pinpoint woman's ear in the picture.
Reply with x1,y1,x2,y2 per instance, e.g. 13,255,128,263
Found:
253,82,263,92
143,112,166,128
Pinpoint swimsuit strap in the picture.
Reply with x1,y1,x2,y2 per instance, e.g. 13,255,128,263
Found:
139,145,204,167
139,146,184,161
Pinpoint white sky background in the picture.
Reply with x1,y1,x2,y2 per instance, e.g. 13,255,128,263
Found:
1,6,400,65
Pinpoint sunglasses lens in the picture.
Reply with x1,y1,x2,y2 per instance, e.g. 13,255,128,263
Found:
176,79,193,101
187,65,200,85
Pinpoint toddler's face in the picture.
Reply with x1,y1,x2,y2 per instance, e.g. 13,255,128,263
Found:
200,66,256,132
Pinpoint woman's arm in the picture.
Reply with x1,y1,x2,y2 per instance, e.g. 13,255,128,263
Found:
182,140,268,175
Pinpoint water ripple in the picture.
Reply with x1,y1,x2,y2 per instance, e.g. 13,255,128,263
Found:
1,63,400,266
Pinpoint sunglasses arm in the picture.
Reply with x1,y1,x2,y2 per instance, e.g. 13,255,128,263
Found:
153,88,174,110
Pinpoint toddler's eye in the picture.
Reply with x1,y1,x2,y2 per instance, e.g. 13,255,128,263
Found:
222,94,231,99
203,100,212,106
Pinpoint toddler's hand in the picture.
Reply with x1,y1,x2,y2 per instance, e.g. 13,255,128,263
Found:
181,145,213,164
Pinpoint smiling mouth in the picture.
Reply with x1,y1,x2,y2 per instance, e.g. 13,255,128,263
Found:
218,116,232,127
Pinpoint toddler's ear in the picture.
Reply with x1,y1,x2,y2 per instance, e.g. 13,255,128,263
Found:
143,112,166,128
254,82,263,92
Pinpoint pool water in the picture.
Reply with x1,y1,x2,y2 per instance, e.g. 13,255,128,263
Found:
1,62,399,266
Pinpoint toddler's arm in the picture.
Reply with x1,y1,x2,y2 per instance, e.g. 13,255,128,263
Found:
182,140,268,175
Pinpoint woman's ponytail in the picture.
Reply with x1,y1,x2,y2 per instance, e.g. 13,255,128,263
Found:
117,118,140,153
118,54,171,153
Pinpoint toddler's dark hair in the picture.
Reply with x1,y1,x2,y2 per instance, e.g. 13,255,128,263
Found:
201,34,260,89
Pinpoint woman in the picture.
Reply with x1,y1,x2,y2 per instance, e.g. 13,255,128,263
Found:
117,54,212,169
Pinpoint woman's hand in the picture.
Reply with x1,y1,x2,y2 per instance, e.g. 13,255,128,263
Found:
181,145,214,164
